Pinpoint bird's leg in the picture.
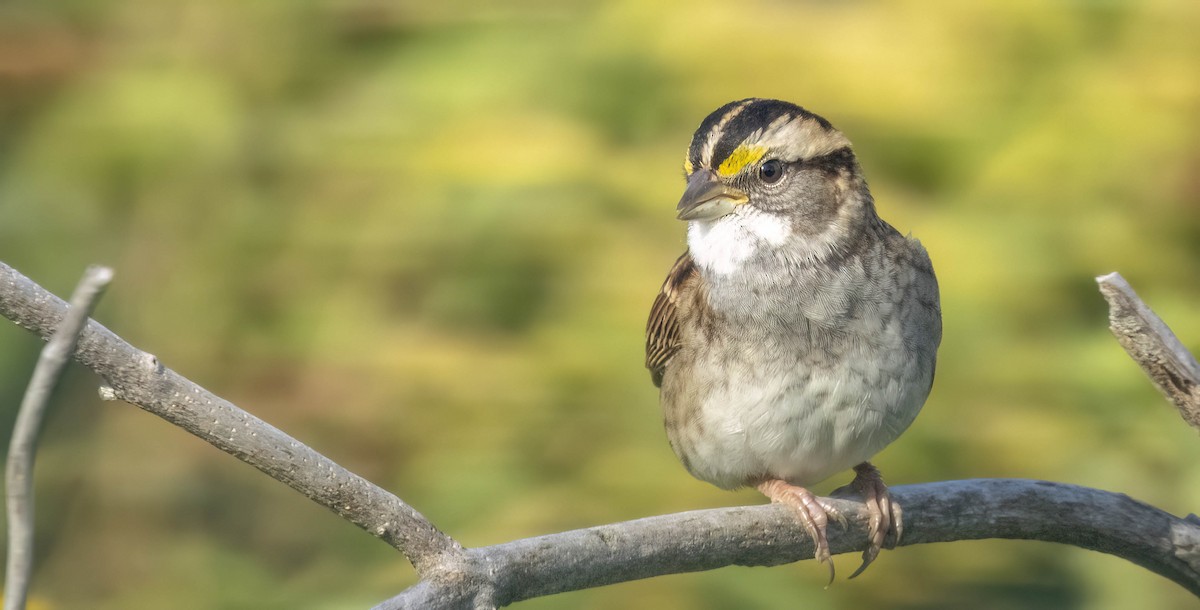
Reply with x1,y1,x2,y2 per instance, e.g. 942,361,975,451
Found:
834,462,901,579
756,479,845,583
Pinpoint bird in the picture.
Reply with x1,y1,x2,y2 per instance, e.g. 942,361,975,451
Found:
645,98,941,581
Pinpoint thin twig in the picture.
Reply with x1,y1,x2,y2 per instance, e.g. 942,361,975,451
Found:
0,261,463,577
4,265,112,610
1096,272,1200,431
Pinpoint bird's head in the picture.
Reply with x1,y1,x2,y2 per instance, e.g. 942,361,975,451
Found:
677,99,868,239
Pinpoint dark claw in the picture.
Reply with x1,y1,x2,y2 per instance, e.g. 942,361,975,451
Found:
845,462,900,579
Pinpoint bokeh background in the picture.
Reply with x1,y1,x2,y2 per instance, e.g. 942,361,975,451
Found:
2,1,1199,608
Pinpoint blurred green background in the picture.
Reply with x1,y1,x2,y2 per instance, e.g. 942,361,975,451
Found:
2,0,1199,608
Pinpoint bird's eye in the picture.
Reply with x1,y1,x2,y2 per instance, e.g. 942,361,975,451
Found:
758,159,785,185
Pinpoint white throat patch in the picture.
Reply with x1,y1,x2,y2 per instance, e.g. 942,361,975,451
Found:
687,207,792,276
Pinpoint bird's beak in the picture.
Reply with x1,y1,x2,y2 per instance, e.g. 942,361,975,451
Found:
675,171,749,221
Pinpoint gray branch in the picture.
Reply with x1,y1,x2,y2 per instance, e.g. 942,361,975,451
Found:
375,479,1200,608
1097,272,1200,432
2,259,1199,608
0,262,463,577
4,265,112,610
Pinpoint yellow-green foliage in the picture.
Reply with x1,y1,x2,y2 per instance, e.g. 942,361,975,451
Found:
1,1,1199,608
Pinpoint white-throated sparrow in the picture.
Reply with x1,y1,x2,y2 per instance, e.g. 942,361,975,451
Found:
646,98,942,580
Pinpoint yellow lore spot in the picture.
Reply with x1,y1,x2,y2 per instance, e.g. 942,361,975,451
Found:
683,158,694,175
716,145,766,177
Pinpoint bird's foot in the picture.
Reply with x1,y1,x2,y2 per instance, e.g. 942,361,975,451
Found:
832,462,901,579
756,479,845,584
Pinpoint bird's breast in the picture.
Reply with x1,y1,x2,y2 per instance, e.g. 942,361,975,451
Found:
662,246,937,490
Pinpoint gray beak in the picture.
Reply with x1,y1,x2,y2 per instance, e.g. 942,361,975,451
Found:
675,170,749,221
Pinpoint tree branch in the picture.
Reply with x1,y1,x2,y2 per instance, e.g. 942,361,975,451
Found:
4,265,112,610
0,261,463,577
373,479,1200,608
3,260,1199,608
1096,272,1200,432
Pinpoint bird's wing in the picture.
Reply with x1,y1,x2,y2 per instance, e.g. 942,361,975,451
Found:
645,252,697,387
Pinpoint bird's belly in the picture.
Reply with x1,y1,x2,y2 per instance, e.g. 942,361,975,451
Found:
664,344,928,490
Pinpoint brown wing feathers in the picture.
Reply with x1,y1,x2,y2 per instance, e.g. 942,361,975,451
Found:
645,252,697,387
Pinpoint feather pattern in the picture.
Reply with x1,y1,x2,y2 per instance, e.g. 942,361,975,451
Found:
645,252,698,387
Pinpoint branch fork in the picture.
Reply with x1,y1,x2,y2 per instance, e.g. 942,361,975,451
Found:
2,261,1198,608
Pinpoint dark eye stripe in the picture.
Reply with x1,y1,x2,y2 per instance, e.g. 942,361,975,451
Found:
799,147,856,175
